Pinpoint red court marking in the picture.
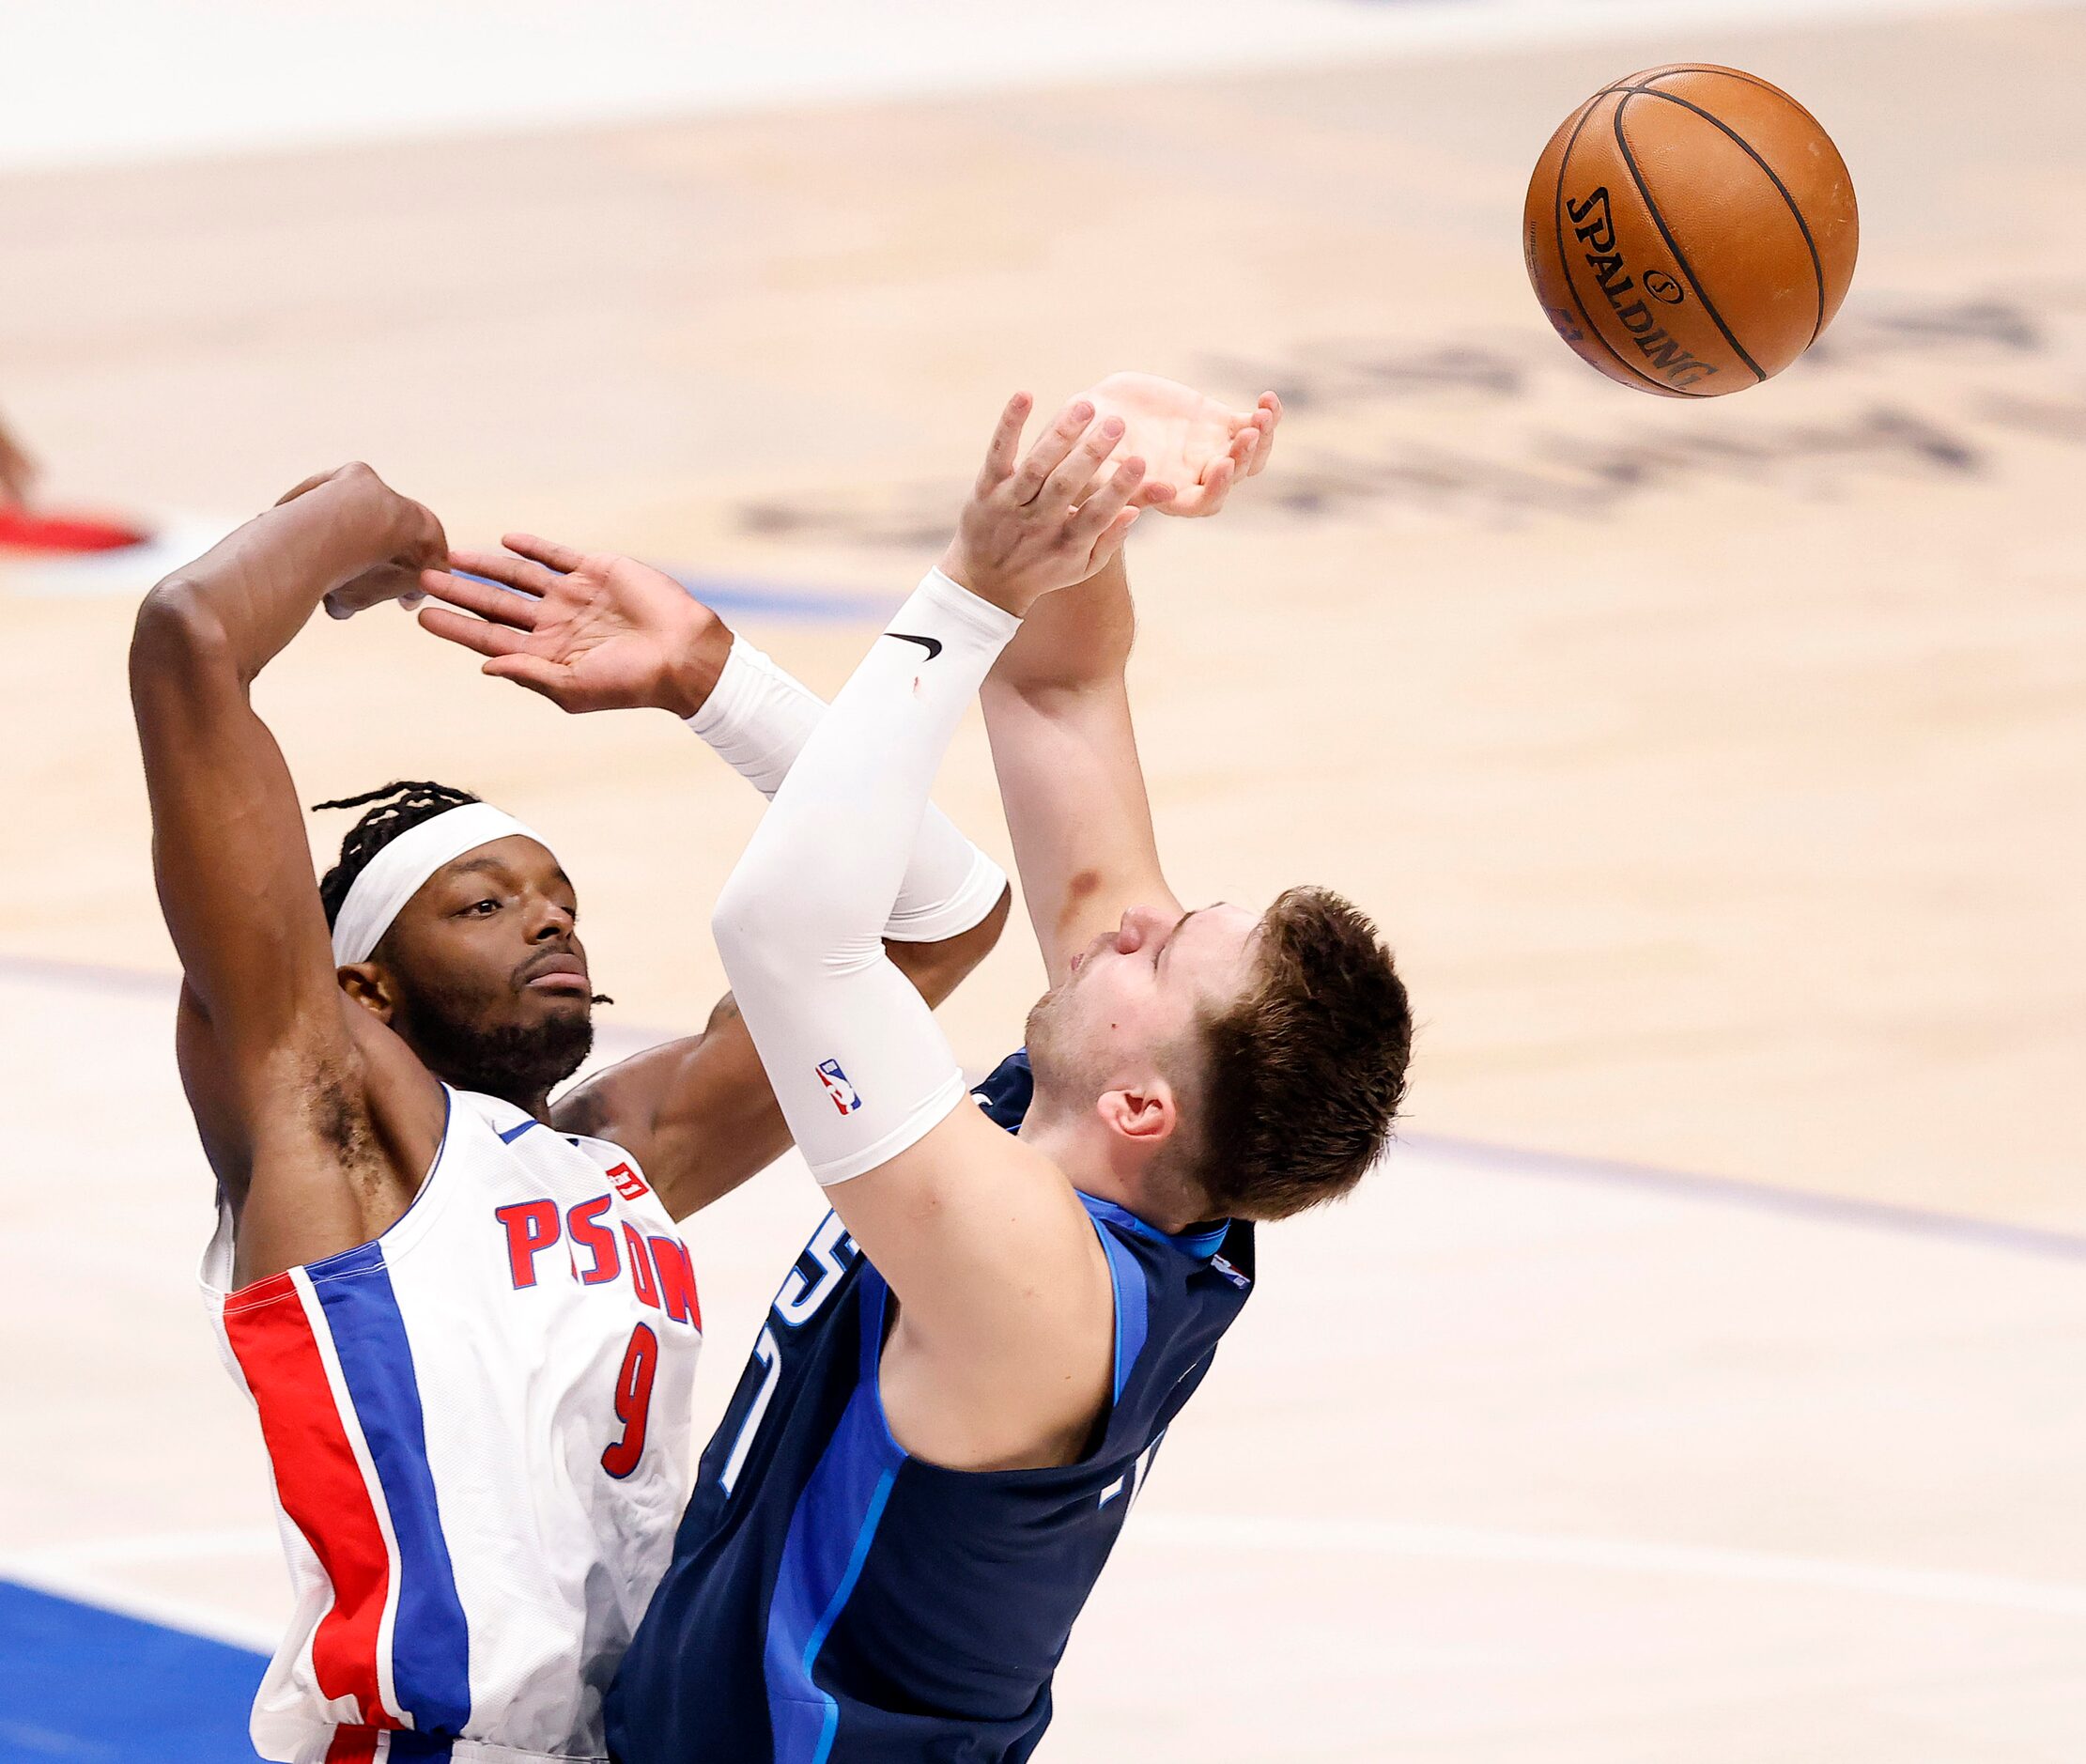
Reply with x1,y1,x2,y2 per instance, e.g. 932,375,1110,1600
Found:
0,507,150,553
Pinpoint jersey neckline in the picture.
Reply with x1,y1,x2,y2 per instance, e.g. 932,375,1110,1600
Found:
1075,1191,1229,1261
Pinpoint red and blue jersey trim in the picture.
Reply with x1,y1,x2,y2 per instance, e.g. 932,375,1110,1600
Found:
222,1241,471,1747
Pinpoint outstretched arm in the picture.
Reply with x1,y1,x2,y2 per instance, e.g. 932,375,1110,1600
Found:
414,539,1011,1219
553,908,1007,1220
709,394,1151,1468
131,464,450,1283
983,376,1279,984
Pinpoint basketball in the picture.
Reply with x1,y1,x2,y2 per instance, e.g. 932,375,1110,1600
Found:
1524,65,1859,397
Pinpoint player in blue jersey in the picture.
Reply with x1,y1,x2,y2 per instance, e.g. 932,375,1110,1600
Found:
418,373,1413,1759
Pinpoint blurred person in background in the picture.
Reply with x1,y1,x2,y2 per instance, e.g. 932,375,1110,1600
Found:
0,405,37,504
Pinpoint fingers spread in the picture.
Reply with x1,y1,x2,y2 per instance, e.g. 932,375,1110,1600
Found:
977,392,1033,490
419,565,544,628
418,604,533,658
1010,400,1096,503
445,547,562,599
1070,454,1145,544
1043,414,1125,508
501,533,586,575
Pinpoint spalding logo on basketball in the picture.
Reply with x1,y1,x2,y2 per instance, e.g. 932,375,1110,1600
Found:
1523,65,1859,396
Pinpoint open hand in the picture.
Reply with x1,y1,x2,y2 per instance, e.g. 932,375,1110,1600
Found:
939,394,1167,616
416,535,731,718
1079,373,1280,518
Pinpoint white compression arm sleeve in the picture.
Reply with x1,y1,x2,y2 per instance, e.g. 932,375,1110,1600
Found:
711,570,1021,1185
688,634,1006,941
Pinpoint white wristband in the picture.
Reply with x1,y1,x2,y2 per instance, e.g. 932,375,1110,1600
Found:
684,636,819,801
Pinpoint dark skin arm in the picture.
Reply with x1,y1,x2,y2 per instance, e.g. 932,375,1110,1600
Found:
415,534,1009,1221
131,463,451,1286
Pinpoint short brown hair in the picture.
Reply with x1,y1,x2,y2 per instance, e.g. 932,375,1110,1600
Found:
1189,887,1412,1220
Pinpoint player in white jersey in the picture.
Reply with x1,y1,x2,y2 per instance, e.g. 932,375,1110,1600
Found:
130,464,1009,1764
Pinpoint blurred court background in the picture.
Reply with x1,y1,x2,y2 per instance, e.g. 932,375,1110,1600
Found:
3,0,2083,1757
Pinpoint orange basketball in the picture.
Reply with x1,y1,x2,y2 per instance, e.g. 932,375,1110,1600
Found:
1523,65,1858,397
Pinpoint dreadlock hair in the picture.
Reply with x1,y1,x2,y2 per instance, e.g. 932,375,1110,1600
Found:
314,780,483,931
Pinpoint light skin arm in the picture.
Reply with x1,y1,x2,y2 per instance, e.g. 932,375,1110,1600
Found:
413,539,1011,1221
130,464,450,1284
980,552,1175,986
982,377,1280,983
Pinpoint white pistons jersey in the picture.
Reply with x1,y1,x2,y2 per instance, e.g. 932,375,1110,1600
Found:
199,1086,703,1764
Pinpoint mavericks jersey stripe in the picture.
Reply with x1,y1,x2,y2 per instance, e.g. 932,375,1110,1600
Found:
1092,1225,1146,1400
223,1244,471,1736
608,1049,1256,1764
763,1292,905,1761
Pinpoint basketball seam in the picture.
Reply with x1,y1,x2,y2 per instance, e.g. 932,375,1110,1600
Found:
1550,95,1695,398
1612,92,1766,383
1624,85,1831,347
1640,67,1787,101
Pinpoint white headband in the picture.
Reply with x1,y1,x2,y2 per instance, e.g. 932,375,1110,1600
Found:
330,802,548,966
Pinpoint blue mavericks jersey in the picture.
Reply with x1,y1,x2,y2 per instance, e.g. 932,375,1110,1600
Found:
608,1050,1255,1763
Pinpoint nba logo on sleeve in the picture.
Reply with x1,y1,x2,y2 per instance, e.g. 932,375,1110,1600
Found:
607,1163,649,1201
816,1059,862,1116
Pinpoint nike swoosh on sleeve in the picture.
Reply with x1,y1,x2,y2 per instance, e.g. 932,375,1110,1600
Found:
888,632,943,660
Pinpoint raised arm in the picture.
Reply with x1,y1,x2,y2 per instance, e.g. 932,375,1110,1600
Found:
982,376,1279,983
131,464,449,1281
707,395,1150,1468
552,914,1007,1220
413,537,1011,1219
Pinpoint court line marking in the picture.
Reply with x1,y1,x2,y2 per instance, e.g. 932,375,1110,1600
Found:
1403,1131,2086,1263
7,949,2082,1261
27,1510,2086,1650
4,531,894,622
1134,1512,2086,1620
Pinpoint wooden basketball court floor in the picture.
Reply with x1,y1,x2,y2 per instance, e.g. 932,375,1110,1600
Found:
3,3,2083,1756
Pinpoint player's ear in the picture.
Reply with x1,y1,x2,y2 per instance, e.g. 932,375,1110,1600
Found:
337,962,397,1024
1097,1081,1178,1150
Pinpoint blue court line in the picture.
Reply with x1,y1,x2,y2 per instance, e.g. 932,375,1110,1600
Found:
7,947,2082,1264
0,1580,264,1762
448,567,894,625
1403,1132,2086,1264
671,575,894,624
